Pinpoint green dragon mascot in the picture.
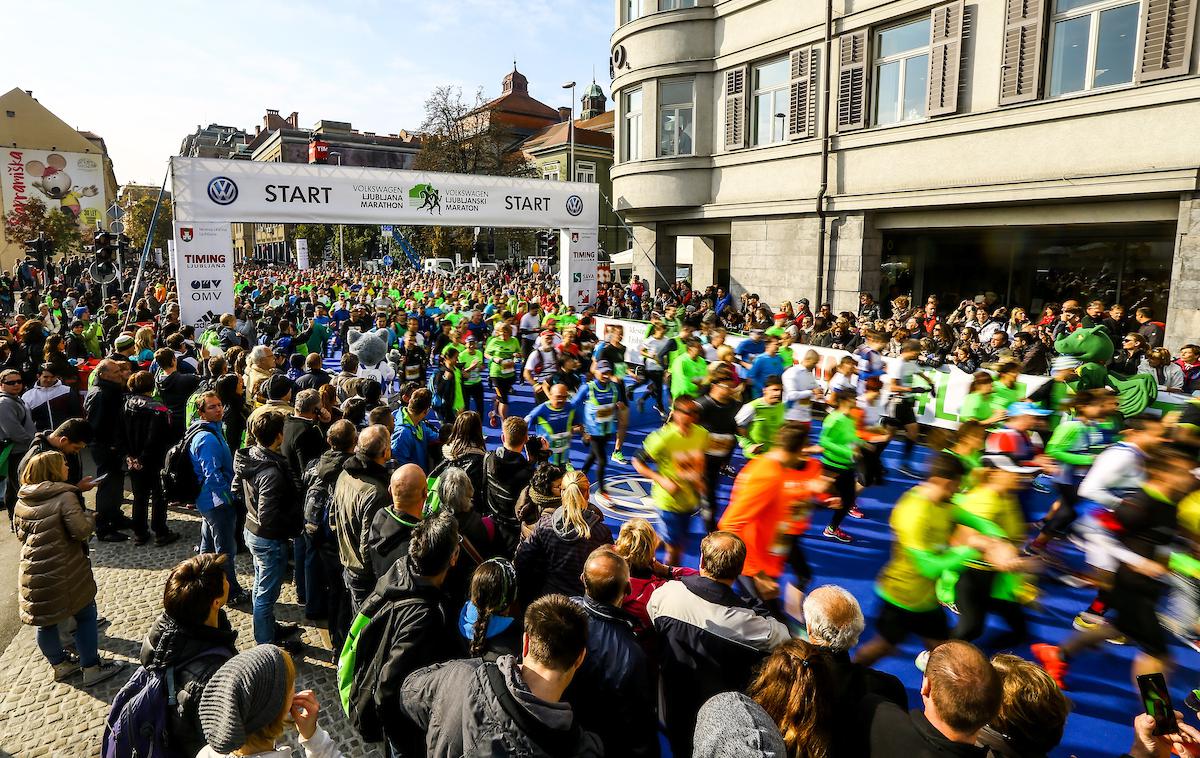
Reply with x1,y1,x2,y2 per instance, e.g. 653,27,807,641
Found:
1053,324,1157,417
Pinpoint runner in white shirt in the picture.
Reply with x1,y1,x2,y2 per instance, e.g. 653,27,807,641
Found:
782,349,823,434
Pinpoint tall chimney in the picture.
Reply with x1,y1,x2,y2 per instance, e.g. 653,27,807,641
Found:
558,107,572,122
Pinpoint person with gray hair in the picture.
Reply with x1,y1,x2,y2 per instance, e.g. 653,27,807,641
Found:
281,387,331,621
803,585,908,756
438,464,497,605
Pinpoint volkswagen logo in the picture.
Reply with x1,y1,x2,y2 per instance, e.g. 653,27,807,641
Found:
207,176,239,206
565,195,584,217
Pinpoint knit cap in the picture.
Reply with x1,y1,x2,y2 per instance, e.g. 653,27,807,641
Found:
198,645,290,753
114,335,135,350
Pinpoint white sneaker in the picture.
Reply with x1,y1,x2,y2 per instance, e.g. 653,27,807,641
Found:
82,659,126,686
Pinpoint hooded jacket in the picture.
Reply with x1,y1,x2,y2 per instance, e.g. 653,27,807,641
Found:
332,453,392,577
139,611,238,758
235,445,302,540
564,596,659,758
0,390,37,457
156,370,202,438
513,505,613,607
281,414,327,494
22,380,79,433
401,654,603,758
13,481,96,626
693,692,787,758
483,447,535,526
342,556,461,748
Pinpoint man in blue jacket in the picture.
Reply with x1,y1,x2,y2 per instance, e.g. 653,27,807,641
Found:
189,390,248,605
392,387,437,472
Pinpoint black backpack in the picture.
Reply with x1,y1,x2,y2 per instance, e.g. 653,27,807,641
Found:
161,425,207,503
302,459,336,541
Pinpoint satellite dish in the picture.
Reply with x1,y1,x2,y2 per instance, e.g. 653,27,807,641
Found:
89,260,119,285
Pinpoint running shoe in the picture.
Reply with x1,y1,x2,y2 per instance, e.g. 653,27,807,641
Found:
915,650,930,673
1031,643,1068,690
848,507,866,519
941,601,960,615
1032,480,1052,494
823,527,852,544
610,451,629,465
1104,634,1128,646
1072,611,1105,632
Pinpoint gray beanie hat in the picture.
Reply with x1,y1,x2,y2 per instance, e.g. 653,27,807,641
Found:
198,645,290,753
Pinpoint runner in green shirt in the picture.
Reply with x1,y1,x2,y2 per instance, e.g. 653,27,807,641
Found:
669,339,708,399
958,371,1007,427
458,335,485,417
633,396,709,566
484,323,521,426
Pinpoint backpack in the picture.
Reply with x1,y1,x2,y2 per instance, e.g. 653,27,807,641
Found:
101,646,228,758
338,596,426,743
302,458,336,541
161,425,207,503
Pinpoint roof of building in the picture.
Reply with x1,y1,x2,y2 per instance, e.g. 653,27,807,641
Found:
521,118,613,154
475,64,562,122
576,111,614,134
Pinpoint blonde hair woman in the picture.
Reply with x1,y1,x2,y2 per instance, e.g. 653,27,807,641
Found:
14,451,125,686
614,518,698,634
134,326,156,362
513,470,613,606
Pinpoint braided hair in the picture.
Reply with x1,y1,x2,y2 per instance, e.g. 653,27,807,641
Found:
469,558,518,657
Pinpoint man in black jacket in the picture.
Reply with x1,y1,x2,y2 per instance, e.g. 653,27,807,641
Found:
19,418,94,496
139,554,238,758
346,514,462,755
84,359,133,541
367,463,426,580
304,420,357,652
484,416,535,553
566,548,658,758
153,348,201,445
281,388,330,620
122,370,180,546
293,352,331,392
861,640,1001,758
235,412,302,651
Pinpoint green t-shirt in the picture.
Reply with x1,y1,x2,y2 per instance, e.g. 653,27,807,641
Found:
459,348,484,385
642,423,709,513
485,336,521,378
959,392,992,423
669,353,708,398
445,312,466,327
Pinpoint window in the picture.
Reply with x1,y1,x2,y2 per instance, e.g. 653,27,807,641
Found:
752,57,790,145
1048,0,1140,97
658,79,694,156
575,162,597,184
873,16,931,125
542,163,561,181
623,88,643,161
660,0,697,9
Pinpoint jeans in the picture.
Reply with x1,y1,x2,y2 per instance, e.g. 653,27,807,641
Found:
37,601,99,668
200,504,243,594
244,530,289,645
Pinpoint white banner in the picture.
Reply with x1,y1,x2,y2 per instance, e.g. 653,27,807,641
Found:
167,239,176,276
2,149,107,229
592,317,1191,428
174,222,234,326
154,247,163,268
170,156,600,229
562,228,598,309
296,238,309,270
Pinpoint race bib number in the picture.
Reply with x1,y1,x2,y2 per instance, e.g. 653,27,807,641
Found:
405,365,422,381
595,403,616,422
707,433,735,456
464,368,479,382
501,358,515,373
550,431,571,454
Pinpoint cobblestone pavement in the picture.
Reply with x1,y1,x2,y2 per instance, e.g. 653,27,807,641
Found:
0,501,383,758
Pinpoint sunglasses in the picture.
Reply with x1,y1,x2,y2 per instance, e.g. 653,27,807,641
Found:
2,379,23,386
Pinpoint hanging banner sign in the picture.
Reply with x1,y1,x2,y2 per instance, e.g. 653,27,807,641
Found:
296,238,309,270
170,156,599,229
561,228,598,309
154,247,163,268
174,221,234,327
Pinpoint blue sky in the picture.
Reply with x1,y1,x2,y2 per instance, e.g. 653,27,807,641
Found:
6,0,614,184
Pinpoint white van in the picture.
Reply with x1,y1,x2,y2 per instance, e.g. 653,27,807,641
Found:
422,258,455,274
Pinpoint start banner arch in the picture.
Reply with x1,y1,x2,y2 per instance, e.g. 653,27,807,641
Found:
169,156,600,324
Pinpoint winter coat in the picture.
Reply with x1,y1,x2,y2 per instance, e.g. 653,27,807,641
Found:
344,557,461,749
139,611,238,758
483,448,535,526
564,596,659,758
13,481,96,626
294,367,331,393
0,391,37,461
155,370,202,439
18,433,83,498
122,394,173,469
236,445,302,541
244,364,275,405
435,445,487,512
390,409,436,472
331,453,391,577
366,506,421,581
513,505,613,606
693,692,788,758
190,421,235,514
281,415,327,494
401,654,603,758
22,380,79,433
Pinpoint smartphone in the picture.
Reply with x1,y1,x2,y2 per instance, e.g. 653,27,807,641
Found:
1137,673,1179,735
91,473,109,484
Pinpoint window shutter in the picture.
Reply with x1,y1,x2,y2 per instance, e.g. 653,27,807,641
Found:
724,66,747,150
837,30,869,131
788,47,819,139
927,0,965,116
999,0,1046,105
1138,0,1197,82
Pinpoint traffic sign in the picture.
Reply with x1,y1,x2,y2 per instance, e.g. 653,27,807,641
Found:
383,255,394,266
106,203,124,221
381,225,393,233
109,221,125,235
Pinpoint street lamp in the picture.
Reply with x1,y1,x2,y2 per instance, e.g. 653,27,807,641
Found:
562,81,576,182
330,151,344,266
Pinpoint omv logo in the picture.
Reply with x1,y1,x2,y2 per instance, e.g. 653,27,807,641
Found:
565,195,584,217
207,176,238,205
